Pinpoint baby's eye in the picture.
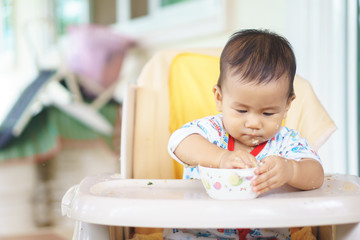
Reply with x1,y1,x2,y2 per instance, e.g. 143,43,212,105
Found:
237,110,247,113
263,112,275,116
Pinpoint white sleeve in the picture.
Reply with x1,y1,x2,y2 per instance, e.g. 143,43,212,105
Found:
280,128,321,163
168,116,225,166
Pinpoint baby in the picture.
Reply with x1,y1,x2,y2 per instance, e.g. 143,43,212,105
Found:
165,29,324,240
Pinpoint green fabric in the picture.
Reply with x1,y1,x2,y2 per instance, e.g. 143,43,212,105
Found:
0,102,118,162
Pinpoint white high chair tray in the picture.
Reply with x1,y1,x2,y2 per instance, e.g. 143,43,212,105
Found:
62,173,360,228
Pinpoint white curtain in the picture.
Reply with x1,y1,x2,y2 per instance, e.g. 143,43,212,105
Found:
285,0,358,175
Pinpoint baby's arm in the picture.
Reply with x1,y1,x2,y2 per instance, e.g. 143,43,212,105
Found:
252,156,324,195
169,116,257,169
174,134,257,169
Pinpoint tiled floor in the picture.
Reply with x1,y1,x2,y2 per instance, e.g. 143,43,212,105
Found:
0,228,73,240
0,233,67,240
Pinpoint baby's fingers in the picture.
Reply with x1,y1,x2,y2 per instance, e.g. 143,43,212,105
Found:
233,162,249,169
234,156,257,169
232,157,252,169
252,173,277,195
248,157,258,168
253,181,273,195
245,154,258,168
252,168,273,186
254,160,271,175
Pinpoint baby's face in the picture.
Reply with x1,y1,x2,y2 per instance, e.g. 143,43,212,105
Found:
214,74,294,147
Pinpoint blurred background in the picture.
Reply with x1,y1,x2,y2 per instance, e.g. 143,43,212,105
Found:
0,0,358,239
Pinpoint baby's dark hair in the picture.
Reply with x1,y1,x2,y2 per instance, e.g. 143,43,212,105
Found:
218,29,296,98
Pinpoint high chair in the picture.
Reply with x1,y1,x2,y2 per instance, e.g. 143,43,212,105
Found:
62,49,360,240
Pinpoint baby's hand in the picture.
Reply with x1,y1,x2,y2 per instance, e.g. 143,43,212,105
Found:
252,156,294,195
218,150,257,169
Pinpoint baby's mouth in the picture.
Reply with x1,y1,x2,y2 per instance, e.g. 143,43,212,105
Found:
244,135,263,145
251,138,260,145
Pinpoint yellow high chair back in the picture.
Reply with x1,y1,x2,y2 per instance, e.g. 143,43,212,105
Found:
123,49,336,181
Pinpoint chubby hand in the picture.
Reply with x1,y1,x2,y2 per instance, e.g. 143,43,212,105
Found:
252,155,295,195
218,150,258,169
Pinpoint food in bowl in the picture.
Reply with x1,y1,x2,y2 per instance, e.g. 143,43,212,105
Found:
198,165,258,200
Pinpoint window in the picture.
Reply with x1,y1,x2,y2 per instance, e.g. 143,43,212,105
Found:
54,0,90,36
0,0,14,70
160,0,191,7
116,0,227,46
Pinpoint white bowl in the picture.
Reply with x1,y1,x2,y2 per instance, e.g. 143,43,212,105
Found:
198,165,258,200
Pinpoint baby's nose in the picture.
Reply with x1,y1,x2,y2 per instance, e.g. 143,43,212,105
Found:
245,114,261,129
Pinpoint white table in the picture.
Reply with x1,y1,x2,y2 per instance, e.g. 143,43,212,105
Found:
62,173,360,239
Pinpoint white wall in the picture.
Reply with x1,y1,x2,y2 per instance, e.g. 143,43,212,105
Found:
120,0,357,175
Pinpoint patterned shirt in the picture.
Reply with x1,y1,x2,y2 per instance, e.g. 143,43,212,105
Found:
168,114,321,180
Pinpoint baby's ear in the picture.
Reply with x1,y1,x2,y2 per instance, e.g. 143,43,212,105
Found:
213,85,223,112
284,94,296,118
287,94,296,109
